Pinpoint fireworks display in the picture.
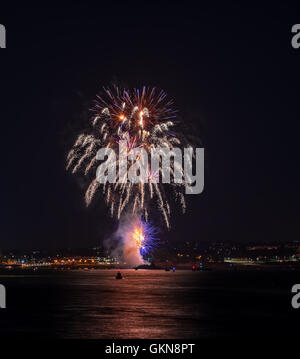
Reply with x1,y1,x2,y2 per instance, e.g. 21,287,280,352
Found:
66,86,193,231
107,215,158,266
132,219,158,257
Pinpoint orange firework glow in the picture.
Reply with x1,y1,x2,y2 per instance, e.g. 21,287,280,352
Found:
139,110,144,127
133,226,145,249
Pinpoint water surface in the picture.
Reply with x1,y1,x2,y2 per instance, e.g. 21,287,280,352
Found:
0,269,299,338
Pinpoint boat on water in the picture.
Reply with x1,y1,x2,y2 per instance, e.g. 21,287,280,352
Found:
116,271,123,279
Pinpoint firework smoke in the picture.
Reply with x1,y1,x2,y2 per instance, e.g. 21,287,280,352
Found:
122,218,146,266
105,214,157,266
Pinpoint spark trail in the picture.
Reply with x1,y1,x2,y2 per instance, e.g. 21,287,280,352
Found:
67,86,195,229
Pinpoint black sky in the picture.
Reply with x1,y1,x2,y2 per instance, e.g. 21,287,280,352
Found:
0,4,299,250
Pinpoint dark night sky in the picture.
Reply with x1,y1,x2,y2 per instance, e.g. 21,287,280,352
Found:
0,4,299,250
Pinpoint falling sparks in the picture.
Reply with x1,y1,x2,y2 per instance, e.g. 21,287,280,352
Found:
66,85,194,229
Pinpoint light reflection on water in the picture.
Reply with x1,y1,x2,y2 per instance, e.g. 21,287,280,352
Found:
54,270,209,339
0,269,299,338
